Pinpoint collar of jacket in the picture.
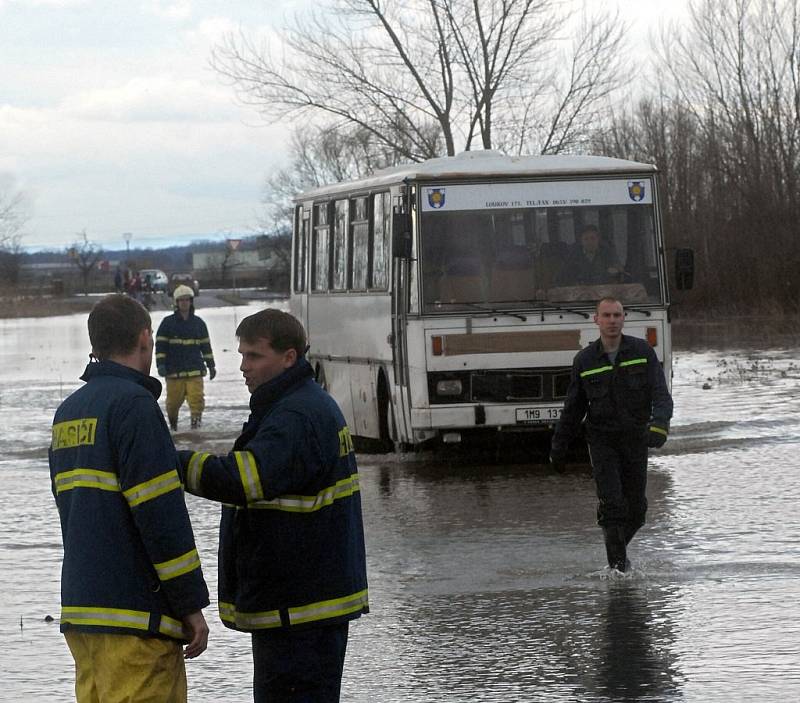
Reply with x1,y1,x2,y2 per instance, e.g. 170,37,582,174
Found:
248,357,314,414
80,359,163,400
234,358,314,451
590,334,634,360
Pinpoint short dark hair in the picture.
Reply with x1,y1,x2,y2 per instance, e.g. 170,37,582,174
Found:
88,294,151,359
580,224,600,236
595,296,623,313
236,308,307,356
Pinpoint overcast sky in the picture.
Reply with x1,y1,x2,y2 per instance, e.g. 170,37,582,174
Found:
1,0,689,251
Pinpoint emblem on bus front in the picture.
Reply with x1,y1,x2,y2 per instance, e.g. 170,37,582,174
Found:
427,188,446,209
627,181,646,202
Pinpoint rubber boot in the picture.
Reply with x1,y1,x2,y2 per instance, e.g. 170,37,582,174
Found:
190,415,201,430
169,417,178,432
624,523,640,545
602,525,628,572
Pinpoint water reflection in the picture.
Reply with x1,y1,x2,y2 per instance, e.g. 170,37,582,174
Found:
594,584,682,701
2,312,800,701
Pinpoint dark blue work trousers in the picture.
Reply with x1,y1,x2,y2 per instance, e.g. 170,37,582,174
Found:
252,623,349,703
588,431,649,539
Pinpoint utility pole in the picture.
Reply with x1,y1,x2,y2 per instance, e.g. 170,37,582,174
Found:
123,232,132,263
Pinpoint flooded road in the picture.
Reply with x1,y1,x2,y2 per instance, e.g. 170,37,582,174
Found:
1,306,799,701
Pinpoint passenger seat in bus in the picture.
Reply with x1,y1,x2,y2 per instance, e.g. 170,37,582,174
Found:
538,241,570,289
440,256,486,303
488,246,536,301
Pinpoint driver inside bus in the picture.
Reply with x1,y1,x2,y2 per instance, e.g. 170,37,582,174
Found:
556,224,622,286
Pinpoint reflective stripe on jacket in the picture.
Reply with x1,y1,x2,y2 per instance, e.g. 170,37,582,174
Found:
49,360,209,640
155,311,214,378
179,358,369,632
552,334,673,451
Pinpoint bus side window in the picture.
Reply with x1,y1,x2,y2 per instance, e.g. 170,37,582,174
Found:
312,202,331,292
294,206,308,293
351,197,369,291
371,192,390,290
332,199,349,291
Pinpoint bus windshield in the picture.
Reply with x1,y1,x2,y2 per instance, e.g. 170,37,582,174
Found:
419,178,664,312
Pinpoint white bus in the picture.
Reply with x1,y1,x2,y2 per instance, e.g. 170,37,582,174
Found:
289,150,690,450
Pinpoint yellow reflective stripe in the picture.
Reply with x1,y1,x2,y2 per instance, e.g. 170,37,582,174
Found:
338,427,354,457
175,370,203,378
61,606,149,631
202,354,214,360
620,357,648,368
288,589,369,626
186,452,210,494
54,469,120,494
155,353,166,359
219,601,236,625
235,451,264,502
154,548,201,581
123,470,182,507
233,608,282,630
159,615,184,639
650,425,668,436
249,474,360,513
52,418,98,450
580,365,613,378
165,338,209,345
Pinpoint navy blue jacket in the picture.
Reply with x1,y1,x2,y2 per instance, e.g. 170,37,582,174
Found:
155,310,215,378
49,360,209,640
552,334,673,452
179,358,369,632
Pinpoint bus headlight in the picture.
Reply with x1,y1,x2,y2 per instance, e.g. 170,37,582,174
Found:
436,379,463,396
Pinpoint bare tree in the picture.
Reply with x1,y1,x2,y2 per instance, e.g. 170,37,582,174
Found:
0,175,28,250
68,230,104,295
212,0,626,159
597,0,800,311
0,179,26,288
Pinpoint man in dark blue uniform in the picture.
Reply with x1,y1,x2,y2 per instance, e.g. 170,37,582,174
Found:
550,297,673,572
49,294,209,701
178,308,368,702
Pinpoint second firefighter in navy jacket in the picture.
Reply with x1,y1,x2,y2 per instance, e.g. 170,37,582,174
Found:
177,308,367,701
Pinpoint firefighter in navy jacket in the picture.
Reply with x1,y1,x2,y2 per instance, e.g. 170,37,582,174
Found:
178,308,368,702
156,284,216,430
49,294,209,701
550,297,673,572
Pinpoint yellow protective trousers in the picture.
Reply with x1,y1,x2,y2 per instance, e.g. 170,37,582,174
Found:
165,377,205,424
65,631,187,703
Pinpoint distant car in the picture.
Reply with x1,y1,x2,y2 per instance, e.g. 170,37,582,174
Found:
168,272,200,297
139,268,168,293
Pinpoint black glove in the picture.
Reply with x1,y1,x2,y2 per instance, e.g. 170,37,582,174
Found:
647,423,668,448
549,447,567,473
157,366,166,377
209,367,217,380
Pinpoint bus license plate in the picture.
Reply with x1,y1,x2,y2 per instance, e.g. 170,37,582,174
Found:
515,407,562,424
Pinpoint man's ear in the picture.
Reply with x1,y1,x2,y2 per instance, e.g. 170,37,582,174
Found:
138,327,152,352
285,348,298,367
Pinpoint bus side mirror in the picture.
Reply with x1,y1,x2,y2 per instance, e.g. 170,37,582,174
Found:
675,248,694,290
392,212,413,259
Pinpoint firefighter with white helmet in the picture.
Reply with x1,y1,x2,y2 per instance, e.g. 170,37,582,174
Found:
155,285,216,430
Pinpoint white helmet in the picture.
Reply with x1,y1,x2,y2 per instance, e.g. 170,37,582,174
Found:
173,284,195,300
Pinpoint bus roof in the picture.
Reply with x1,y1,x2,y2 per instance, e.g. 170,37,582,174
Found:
295,150,657,201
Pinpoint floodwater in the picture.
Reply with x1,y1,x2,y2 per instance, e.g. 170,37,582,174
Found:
2,304,800,701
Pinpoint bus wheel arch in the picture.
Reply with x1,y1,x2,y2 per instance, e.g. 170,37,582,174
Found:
377,368,394,452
